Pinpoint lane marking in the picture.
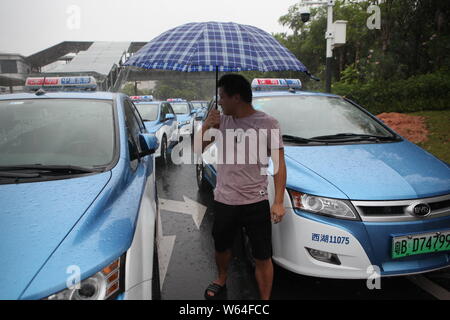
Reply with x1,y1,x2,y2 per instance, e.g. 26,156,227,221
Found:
156,196,207,287
159,196,207,229
408,275,450,300
156,206,176,287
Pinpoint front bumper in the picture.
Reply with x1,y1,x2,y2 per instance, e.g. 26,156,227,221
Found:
178,124,192,136
272,207,450,279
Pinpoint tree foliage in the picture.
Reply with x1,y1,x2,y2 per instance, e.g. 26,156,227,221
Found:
277,0,450,90
120,82,152,96
152,78,216,101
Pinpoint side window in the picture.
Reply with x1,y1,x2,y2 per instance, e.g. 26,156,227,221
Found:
130,101,145,132
163,103,171,115
124,100,143,165
167,103,175,115
159,104,165,121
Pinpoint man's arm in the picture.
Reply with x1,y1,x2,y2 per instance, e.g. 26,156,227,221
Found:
271,147,286,223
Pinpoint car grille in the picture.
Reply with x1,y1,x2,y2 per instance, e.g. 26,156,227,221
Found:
352,194,450,222
360,206,405,216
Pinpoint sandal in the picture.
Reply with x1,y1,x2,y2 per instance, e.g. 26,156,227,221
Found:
204,282,227,300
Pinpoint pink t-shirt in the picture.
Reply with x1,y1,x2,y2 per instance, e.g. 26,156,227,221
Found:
213,110,284,205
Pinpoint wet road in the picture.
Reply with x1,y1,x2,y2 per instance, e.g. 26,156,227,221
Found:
155,161,450,300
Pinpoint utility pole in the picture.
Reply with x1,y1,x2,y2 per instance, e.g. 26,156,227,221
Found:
299,0,346,93
325,0,334,93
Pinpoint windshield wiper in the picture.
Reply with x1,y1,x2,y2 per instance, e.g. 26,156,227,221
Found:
282,135,329,144
0,164,101,174
0,171,40,178
310,133,398,142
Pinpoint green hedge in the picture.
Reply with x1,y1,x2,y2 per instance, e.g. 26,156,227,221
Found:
332,72,450,114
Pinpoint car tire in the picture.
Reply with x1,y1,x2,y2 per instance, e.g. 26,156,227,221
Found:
158,135,169,166
152,241,161,300
196,162,210,191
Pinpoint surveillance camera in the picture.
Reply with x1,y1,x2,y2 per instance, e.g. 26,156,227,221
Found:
299,7,310,23
300,12,310,23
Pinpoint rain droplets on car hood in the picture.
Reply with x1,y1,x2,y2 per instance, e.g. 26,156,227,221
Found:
0,172,111,299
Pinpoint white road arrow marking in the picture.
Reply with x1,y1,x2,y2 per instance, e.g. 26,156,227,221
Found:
159,196,207,229
156,206,176,287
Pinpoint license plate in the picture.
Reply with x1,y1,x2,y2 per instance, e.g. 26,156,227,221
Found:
392,230,450,259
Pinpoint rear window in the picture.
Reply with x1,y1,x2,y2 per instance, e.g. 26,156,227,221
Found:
171,103,190,115
136,103,159,121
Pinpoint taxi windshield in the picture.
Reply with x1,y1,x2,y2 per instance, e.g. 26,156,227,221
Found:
171,103,190,115
0,99,115,168
136,103,159,121
252,95,395,140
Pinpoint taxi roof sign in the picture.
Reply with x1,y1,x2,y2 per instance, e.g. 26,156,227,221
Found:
130,95,154,102
251,78,302,91
25,76,97,92
167,98,186,102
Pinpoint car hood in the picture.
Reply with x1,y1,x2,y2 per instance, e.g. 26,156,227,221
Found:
284,141,450,200
176,114,191,123
0,172,111,299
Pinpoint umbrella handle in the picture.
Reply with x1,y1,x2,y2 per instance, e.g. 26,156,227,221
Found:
215,66,219,109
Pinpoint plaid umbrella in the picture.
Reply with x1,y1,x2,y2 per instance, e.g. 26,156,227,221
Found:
124,21,308,73
124,22,313,105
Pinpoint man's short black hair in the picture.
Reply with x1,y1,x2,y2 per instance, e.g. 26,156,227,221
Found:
218,74,252,103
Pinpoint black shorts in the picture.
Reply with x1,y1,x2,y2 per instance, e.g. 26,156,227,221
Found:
212,200,272,260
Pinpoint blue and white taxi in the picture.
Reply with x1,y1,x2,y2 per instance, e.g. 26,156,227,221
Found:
0,77,161,299
197,78,450,279
167,99,197,137
131,96,179,164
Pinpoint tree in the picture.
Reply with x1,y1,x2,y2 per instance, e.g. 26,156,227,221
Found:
276,0,450,90
120,82,153,96
152,78,216,101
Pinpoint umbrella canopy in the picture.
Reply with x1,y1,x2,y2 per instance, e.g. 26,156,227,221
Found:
124,21,308,73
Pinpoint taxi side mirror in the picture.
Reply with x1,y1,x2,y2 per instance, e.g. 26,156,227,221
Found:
165,113,175,121
139,133,159,157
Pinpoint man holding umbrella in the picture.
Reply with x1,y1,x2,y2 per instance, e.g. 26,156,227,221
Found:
124,21,311,300
201,74,287,300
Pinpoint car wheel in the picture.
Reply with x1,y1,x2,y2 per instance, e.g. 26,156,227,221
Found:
196,162,210,190
152,242,161,300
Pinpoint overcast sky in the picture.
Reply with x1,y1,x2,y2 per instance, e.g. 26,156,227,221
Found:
0,0,300,56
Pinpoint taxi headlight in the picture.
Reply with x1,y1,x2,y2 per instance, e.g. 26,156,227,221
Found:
288,190,359,221
46,258,122,300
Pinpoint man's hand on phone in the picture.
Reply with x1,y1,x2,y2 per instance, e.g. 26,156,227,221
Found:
204,108,220,130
